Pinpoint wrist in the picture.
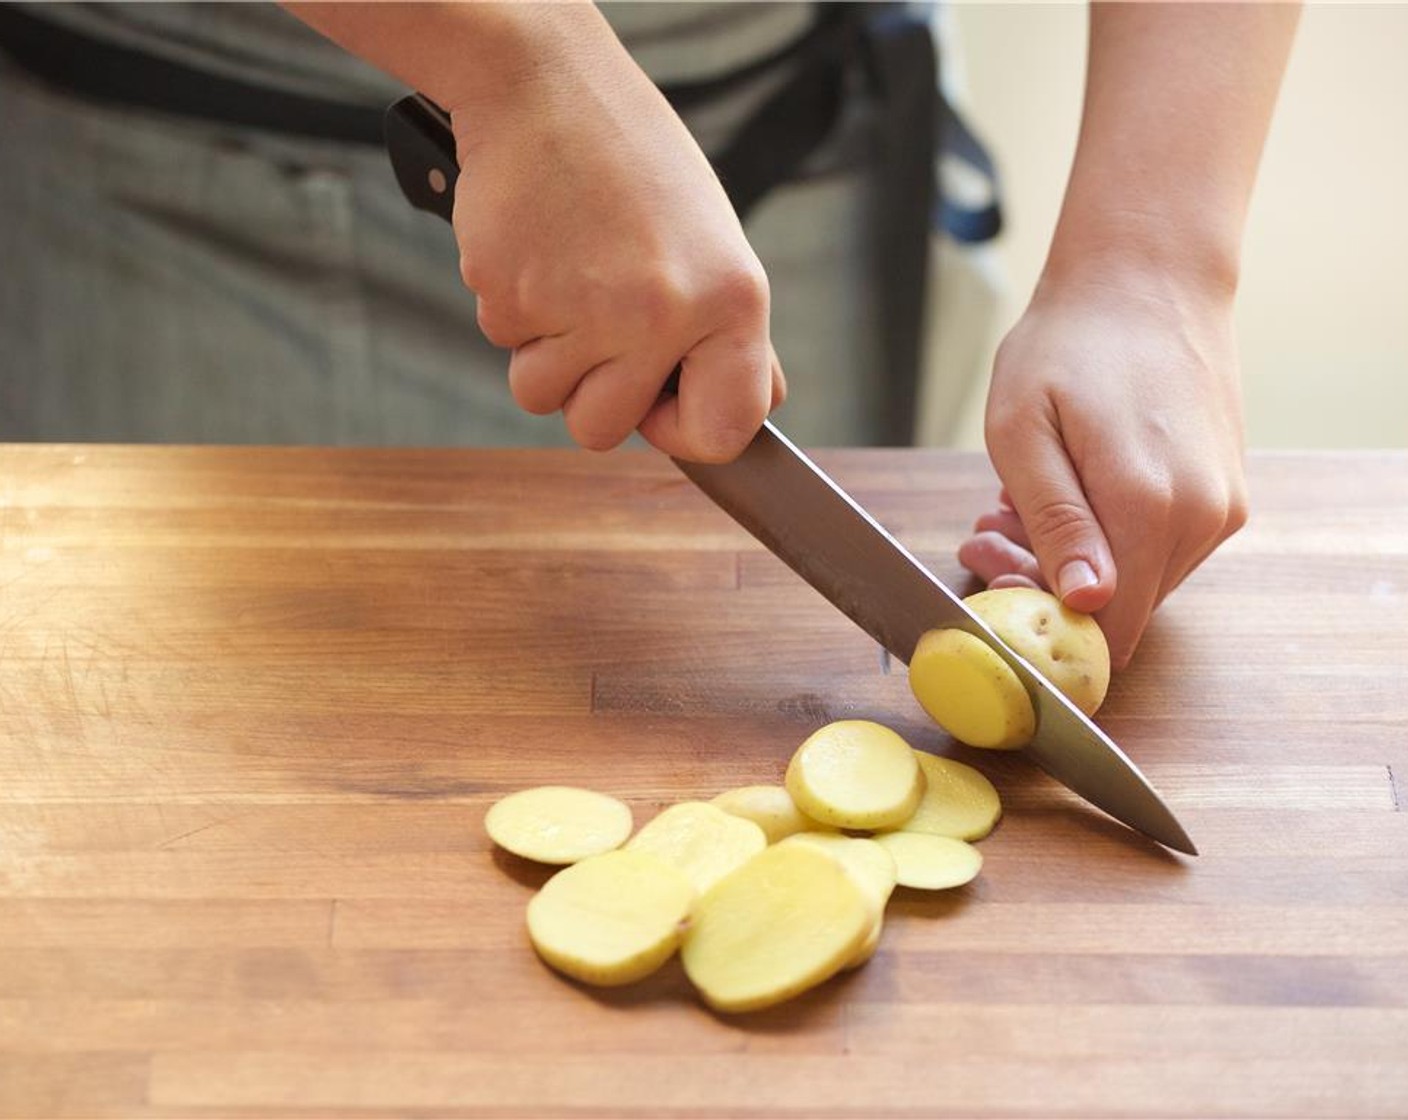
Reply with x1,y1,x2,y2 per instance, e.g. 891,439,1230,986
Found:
435,3,607,101
286,1,625,152
1041,206,1241,309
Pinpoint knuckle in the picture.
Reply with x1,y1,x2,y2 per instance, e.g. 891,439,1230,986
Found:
475,303,514,348
711,262,769,324
458,251,486,294
507,368,559,416
1026,498,1097,552
1172,474,1245,540
982,398,1025,451
1225,482,1251,536
630,271,689,335
636,278,684,335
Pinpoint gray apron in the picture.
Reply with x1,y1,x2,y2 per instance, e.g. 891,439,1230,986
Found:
0,3,905,446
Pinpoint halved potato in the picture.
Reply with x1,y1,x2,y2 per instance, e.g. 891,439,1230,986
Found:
874,831,983,890
902,752,1002,841
784,720,924,830
908,629,1034,750
626,801,767,894
682,843,871,1013
485,786,633,864
526,849,694,986
711,784,822,844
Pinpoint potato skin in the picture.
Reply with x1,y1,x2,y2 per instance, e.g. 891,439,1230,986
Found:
965,588,1110,716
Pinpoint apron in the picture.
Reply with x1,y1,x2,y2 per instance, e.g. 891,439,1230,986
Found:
0,2,998,447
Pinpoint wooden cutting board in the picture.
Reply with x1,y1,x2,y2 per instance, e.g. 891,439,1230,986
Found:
0,445,1405,1118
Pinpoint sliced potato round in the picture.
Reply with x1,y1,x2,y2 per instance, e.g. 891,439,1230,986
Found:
784,720,924,830
711,784,822,844
780,832,898,969
626,801,767,894
526,849,694,987
682,843,871,1013
902,752,1002,841
965,587,1110,716
908,628,1034,750
874,831,983,890
485,786,633,864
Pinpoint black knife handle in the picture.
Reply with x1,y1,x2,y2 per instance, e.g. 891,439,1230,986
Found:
384,94,459,223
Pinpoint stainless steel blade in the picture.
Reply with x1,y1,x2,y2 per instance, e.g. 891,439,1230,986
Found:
381,92,1194,855
675,421,1197,855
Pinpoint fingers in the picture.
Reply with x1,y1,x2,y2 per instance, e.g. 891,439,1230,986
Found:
971,506,1031,550
506,334,590,416
987,411,1117,615
1090,543,1164,671
768,346,788,412
957,530,1045,588
638,327,774,463
507,328,781,458
1097,472,1250,669
560,351,681,452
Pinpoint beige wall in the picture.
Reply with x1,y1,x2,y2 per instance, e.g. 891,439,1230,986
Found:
940,2,1408,450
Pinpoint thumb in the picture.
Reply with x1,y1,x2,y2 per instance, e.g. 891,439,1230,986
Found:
992,425,1117,614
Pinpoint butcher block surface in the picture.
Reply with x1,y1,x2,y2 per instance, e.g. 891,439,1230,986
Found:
0,445,1405,1118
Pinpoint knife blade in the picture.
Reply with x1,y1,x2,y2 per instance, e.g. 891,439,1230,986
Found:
382,93,1197,856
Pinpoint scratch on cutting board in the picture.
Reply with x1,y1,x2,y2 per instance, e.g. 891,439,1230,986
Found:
155,811,245,850
1389,765,1402,812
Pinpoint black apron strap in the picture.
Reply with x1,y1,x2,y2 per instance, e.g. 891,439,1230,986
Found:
0,4,386,145
862,6,940,446
938,93,1004,245
696,19,852,222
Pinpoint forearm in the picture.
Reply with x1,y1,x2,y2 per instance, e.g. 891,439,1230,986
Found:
1047,2,1300,293
281,2,623,120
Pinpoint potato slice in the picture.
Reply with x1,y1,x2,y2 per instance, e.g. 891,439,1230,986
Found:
784,720,924,830
902,752,1002,841
526,849,694,986
908,628,1034,750
965,587,1110,716
781,832,897,968
874,831,983,890
682,843,872,1013
485,786,633,864
710,784,822,844
626,801,767,894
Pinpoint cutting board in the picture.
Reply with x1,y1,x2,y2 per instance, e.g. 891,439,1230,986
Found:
0,445,1405,1118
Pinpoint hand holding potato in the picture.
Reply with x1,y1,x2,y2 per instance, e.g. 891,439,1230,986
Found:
961,270,1248,670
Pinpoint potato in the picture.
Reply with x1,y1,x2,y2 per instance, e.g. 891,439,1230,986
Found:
908,628,1035,750
780,832,897,968
965,587,1110,716
874,831,983,890
908,588,1110,750
681,843,872,1013
710,784,823,844
902,752,1002,841
626,801,767,894
484,785,633,864
526,849,694,986
784,720,925,830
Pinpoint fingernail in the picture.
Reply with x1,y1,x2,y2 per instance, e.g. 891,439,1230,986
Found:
1057,559,1098,600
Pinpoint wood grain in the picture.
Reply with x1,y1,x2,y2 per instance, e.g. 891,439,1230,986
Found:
0,445,1405,1118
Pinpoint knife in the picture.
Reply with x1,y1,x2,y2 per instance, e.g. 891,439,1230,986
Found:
383,93,1197,856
